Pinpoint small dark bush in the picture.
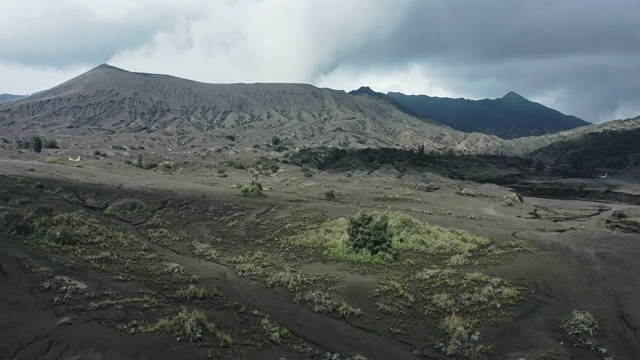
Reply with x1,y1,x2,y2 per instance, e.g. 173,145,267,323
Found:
0,211,33,236
144,162,158,170
321,190,336,201
347,211,392,256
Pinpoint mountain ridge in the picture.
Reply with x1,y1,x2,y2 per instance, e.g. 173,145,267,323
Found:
387,90,589,139
0,64,505,153
0,93,26,104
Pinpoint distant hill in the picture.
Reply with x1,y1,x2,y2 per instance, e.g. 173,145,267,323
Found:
528,116,640,176
0,94,26,104
387,91,589,139
0,64,504,152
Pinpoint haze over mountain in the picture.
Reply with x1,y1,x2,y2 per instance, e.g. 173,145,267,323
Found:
0,94,25,104
387,91,589,139
0,64,504,153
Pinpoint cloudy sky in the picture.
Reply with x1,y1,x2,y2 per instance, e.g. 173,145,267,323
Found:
1,0,638,123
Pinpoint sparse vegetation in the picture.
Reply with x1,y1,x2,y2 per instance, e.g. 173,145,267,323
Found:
175,285,208,299
438,313,488,358
57,316,73,326
260,316,290,344
561,310,611,358
295,291,361,318
146,308,231,346
267,270,306,292
240,181,264,197
191,240,218,261
41,156,64,164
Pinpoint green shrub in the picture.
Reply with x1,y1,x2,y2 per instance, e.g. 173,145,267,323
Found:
321,190,336,201
31,136,42,153
347,210,392,257
0,211,33,236
240,181,264,197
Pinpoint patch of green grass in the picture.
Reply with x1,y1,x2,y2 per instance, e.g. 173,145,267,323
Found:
438,313,488,358
57,316,73,326
561,310,610,354
40,156,64,164
295,291,362,318
175,285,208,300
260,316,290,344
267,270,306,292
191,240,218,261
146,307,231,346
288,211,492,263
240,181,264,197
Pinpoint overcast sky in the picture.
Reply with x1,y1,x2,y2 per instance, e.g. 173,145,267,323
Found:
1,0,638,123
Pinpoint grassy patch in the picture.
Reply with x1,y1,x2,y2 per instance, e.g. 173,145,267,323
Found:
191,240,218,261
295,291,361,318
260,316,290,344
175,285,208,300
438,313,488,358
267,270,307,292
240,181,264,197
288,211,492,263
561,310,611,357
40,156,65,164
57,316,73,326
146,308,231,346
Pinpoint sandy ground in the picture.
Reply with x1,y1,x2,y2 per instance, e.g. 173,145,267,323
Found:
1,152,639,360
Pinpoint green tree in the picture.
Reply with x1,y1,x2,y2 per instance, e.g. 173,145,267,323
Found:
347,211,392,256
31,136,42,153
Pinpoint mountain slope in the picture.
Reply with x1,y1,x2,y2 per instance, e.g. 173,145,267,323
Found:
0,64,505,152
0,94,26,104
388,91,589,139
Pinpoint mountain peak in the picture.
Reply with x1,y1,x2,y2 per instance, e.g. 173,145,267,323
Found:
92,63,126,72
502,91,526,101
350,86,377,95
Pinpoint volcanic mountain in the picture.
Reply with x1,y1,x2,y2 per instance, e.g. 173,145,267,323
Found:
0,64,504,153
387,91,589,139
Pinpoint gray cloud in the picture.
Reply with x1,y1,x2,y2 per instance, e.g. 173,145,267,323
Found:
322,0,640,122
1,0,638,122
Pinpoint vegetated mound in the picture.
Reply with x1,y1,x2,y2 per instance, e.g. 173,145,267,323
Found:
0,64,505,153
387,91,589,139
288,210,492,263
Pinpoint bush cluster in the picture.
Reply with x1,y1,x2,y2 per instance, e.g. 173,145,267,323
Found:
347,211,392,256
240,181,264,197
